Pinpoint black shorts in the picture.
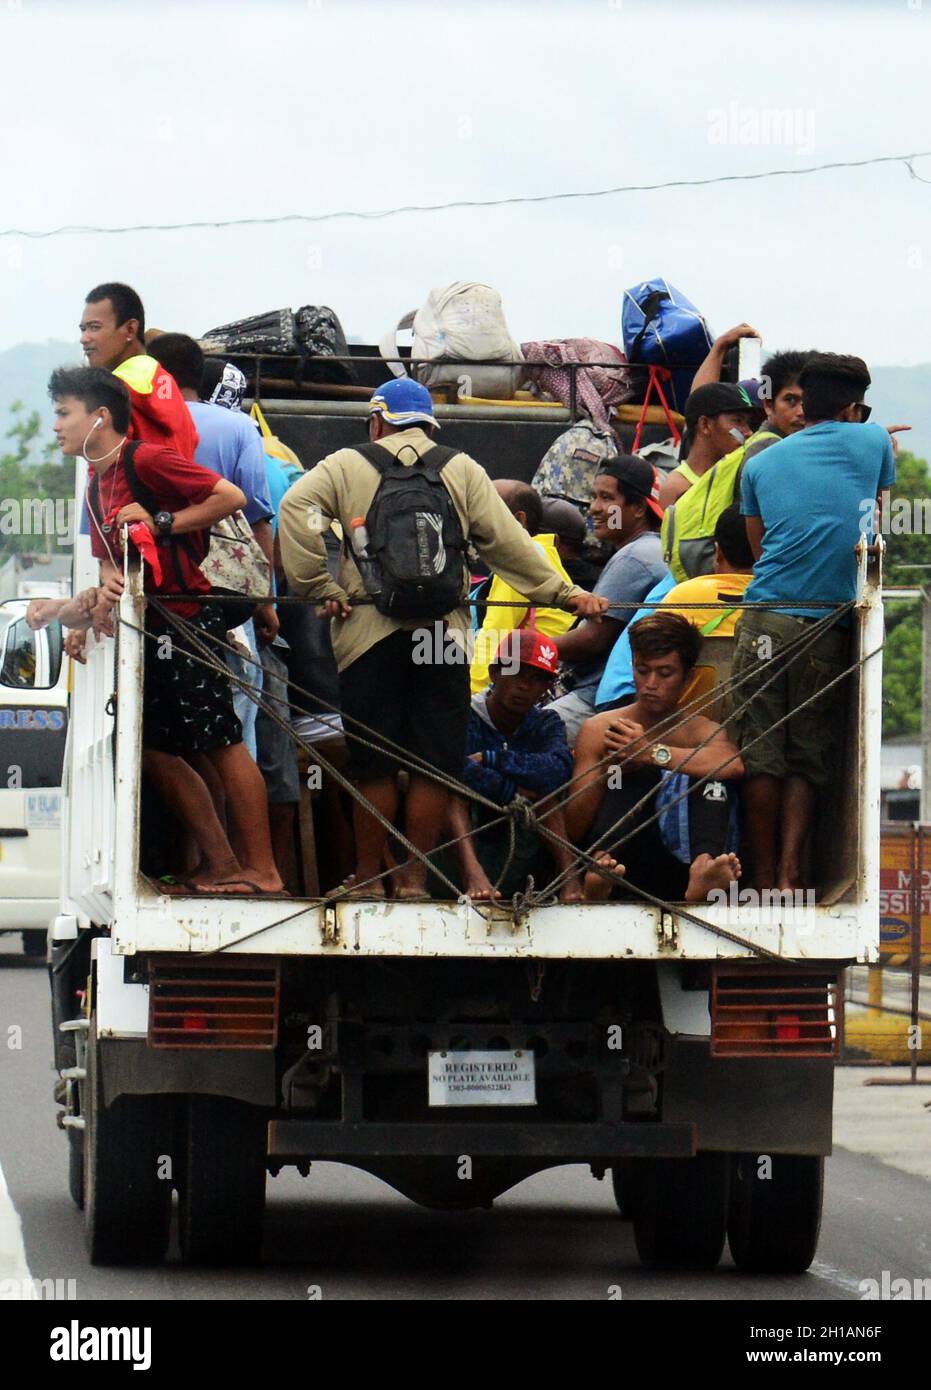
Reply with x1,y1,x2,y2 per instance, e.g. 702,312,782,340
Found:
143,606,243,756
338,628,470,783
589,769,735,899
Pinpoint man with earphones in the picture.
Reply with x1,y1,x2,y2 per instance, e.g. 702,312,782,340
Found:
46,365,284,896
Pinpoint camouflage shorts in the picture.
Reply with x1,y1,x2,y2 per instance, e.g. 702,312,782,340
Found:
727,609,850,788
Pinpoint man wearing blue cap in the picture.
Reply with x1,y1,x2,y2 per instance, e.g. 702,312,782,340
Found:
279,378,605,900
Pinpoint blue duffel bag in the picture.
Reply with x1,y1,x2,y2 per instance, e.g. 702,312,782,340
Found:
621,278,714,411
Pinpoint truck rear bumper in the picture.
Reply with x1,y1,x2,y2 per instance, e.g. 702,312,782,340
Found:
268,1119,696,1161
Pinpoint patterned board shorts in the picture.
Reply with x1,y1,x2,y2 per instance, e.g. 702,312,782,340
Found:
143,606,243,756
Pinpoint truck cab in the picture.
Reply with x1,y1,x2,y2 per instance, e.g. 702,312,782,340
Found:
0,599,68,956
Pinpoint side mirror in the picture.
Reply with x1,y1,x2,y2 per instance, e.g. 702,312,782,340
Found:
0,617,63,690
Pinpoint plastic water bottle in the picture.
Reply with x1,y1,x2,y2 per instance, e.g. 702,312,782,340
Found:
350,517,370,556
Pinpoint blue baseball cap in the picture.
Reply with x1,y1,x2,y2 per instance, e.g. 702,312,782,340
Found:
368,377,440,429
737,378,766,410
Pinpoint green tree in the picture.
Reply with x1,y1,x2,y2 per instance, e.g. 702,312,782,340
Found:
879,449,931,736
0,401,75,559
882,601,921,737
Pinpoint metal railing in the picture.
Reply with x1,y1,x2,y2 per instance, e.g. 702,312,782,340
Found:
204,349,700,425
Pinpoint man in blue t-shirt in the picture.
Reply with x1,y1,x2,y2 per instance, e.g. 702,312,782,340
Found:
547,455,669,747
732,352,897,892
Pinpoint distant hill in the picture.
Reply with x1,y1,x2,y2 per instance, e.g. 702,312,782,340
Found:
867,365,931,465
1,341,928,464
0,339,82,442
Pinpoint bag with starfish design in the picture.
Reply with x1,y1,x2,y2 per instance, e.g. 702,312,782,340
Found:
200,509,271,622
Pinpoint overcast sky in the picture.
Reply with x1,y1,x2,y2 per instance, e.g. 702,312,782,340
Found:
0,0,929,367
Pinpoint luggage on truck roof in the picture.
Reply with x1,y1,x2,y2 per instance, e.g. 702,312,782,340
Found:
202,307,298,356
622,278,714,413
380,282,524,401
520,338,635,433
202,304,356,386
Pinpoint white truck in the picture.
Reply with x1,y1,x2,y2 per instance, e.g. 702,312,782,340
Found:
0,599,68,957
39,367,883,1271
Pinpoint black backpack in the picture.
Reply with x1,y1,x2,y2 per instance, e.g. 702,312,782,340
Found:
349,441,467,621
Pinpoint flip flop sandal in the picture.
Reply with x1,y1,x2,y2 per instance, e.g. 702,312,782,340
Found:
326,875,387,901
196,879,291,898
145,874,197,896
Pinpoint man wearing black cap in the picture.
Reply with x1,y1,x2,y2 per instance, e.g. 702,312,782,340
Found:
548,455,669,747
658,382,754,509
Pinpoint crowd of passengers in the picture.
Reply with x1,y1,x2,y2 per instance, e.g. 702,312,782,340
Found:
27,283,901,906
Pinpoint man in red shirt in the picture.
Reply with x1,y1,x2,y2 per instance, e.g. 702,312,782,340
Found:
80,282,198,460
49,365,283,896
70,283,199,666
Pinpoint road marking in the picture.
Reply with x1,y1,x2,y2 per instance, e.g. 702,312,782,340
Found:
809,1258,866,1297
0,1158,36,1299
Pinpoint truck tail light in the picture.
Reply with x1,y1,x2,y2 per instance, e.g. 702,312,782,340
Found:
148,956,280,1049
710,967,838,1059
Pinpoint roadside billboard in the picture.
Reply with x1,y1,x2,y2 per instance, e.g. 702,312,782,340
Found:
879,822,931,963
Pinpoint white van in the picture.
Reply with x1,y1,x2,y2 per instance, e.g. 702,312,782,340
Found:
0,599,68,956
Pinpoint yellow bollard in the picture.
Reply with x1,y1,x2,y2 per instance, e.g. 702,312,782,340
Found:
867,965,883,1013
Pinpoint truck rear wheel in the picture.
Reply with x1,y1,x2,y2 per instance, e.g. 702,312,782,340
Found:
178,1096,267,1266
610,1160,635,1219
727,1153,824,1273
83,1022,172,1265
630,1154,729,1269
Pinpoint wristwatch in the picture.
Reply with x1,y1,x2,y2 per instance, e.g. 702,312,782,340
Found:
651,743,673,767
154,511,174,537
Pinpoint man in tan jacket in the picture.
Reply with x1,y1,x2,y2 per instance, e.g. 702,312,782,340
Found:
279,379,605,900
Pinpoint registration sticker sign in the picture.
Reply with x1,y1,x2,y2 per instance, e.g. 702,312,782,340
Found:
428,1050,536,1107
25,792,61,830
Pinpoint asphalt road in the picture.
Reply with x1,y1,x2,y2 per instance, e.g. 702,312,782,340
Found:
2,941,930,1302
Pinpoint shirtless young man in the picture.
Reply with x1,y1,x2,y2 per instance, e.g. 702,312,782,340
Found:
566,611,744,902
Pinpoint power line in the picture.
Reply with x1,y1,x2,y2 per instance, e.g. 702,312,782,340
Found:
1,149,929,241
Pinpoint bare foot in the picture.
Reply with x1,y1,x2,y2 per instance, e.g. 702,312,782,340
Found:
461,868,502,902
583,853,626,902
685,852,741,903
236,866,285,893
558,876,585,904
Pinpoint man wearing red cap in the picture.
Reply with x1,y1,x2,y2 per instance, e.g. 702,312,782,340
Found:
450,629,582,903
